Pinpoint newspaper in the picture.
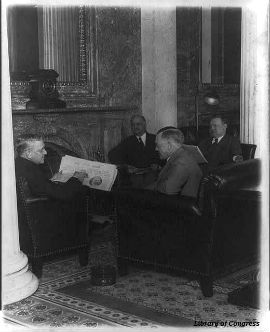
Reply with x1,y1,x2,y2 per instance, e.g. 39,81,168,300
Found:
182,144,208,164
50,155,118,191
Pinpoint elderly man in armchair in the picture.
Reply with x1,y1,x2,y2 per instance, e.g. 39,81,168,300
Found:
15,135,87,199
15,134,89,277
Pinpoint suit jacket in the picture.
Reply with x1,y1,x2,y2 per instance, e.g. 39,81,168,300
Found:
15,157,86,201
108,132,161,168
199,134,242,172
155,147,202,197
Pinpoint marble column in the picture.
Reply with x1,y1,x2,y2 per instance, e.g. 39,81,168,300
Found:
240,2,269,315
141,8,177,133
2,6,38,305
240,3,269,158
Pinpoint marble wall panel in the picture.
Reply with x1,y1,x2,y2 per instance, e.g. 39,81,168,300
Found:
176,7,240,127
176,7,201,127
97,7,142,110
12,107,134,162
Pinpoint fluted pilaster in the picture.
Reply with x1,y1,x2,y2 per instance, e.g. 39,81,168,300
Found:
240,4,269,158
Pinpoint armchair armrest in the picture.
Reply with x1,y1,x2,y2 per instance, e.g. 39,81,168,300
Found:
17,176,50,204
206,159,261,193
115,188,202,217
25,196,49,204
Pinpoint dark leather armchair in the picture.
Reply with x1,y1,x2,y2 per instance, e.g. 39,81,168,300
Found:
203,158,261,271
16,144,89,278
116,159,261,297
116,188,212,295
240,143,257,160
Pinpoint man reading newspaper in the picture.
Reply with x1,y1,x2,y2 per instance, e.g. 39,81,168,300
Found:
51,155,118,192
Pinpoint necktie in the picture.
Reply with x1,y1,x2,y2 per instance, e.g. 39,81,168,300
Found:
138,137,144,148
212,138,219,145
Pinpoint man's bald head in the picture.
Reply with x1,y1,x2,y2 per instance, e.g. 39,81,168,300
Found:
155,128,184,159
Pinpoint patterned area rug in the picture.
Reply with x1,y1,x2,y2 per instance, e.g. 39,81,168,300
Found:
2,225,263,328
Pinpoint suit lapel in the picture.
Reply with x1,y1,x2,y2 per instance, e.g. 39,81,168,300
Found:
145,133,151,149
218,134,229,146
214,135,229,155
132,135,142,148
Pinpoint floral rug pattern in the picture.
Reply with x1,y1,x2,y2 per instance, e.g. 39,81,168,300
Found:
2,227,264,328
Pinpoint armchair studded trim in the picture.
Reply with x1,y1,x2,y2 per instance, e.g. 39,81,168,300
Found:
16,176,89,259
17,177,41,256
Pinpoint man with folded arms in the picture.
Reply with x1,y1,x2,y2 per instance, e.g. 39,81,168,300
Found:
199,116,243,174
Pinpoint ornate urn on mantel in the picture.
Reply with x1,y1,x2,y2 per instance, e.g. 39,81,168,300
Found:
26,69,66,110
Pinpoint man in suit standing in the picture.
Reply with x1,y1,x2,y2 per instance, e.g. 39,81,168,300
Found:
108,115,161,187
199,116,243,173
147,128,202,198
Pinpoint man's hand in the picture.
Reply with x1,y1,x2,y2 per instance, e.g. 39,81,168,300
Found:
73,171,88,183
126,165,139,174
233,155,243,163
150,163,161,171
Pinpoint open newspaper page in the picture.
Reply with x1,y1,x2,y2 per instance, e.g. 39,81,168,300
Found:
52,155,118,191
182,144,208,164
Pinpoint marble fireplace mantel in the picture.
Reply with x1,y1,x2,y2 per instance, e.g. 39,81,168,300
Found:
12,106,136,162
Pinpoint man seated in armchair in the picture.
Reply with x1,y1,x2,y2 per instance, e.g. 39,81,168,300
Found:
146,128,202,198
116,128,214,295
199,116,243,174
15,134,87,200
15,134,90,277
108,115,162,188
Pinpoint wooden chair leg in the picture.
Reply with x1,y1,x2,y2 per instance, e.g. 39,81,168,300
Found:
199,275,213,297
31,257,43,279
117,257,129,276
78,247,89,267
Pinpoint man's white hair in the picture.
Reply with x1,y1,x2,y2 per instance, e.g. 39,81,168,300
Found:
16,134,43,156
159,129,184,145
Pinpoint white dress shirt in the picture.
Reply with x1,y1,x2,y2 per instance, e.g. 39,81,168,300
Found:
136,133,146,145
211,135,224,144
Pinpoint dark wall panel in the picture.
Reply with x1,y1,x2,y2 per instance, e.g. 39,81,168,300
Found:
176,7,201,126
7,6,39,74
224,8,241,84
97,7,142,110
